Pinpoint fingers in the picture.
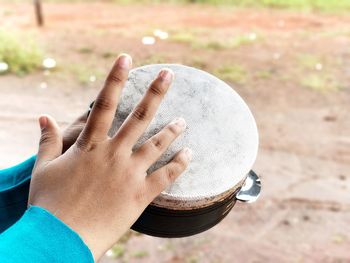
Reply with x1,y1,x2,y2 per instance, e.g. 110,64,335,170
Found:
77,54,131,149
145,148,192,201
36,115,63,168
132,117,186,170
113,68,173,148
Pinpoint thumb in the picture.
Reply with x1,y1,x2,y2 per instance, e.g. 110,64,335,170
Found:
36,115,63,168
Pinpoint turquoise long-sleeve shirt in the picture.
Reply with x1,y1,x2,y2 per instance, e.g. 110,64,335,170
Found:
0,157,94,262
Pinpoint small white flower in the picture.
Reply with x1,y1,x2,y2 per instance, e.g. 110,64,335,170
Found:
315,63,323,71
106,250,114,257
248,32,257,41
42,58,56,69
142,36,156,45
89,75,96,82
154,29,169,40
0,62,9,73
39,82,48,89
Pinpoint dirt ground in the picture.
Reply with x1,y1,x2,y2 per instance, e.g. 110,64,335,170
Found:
1,2,350,262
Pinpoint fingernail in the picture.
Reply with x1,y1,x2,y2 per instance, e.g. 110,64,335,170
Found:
184,147,193,161
172,117,186,130
39,116,47,129
159,69,173,83
117,54,132,69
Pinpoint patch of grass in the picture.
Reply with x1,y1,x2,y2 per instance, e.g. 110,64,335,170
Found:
189,58,209,70
0,30,43,75
332,233,347,244
214,64,247,84
107,230,141,259
201,40,226,50
237,0,350,12
186,255,199,263
77,47,95,54
255,69,273,79
171,32,260,50
138,53,167,66
101,51,116,59
169,32,195,44
131,250,149,258
313,28,350,39
118,230,138,243
222,33,262,49
163,241,175,251
297,53,322,69
111,244,125,258
67,64,104,84
7,0,350,12
300,74,341,91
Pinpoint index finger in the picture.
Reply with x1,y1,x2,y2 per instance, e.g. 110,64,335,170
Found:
112,68,173,148
78,54,132,147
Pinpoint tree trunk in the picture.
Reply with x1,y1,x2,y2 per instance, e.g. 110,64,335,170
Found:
34,0,44,27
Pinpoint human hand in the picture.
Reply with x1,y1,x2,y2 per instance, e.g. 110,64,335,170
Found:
28,54,192,260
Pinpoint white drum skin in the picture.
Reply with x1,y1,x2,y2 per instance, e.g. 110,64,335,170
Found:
109,64,259,211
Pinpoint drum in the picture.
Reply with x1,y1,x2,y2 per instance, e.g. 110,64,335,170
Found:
106,64,261,238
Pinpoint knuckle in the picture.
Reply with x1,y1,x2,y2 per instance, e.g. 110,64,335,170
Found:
39,132,55,146
149,82,165,96
75,135,96,153
94,96,113,111
150,136,163,150
106,74,123,85
165,166,177,183
167,123,180,136
175,154,188,169
131,106,148,121
106,149,127,164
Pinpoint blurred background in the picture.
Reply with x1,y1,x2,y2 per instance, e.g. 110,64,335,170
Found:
1,0,350,262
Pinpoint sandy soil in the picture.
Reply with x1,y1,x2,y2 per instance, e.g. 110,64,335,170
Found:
0,3,350,262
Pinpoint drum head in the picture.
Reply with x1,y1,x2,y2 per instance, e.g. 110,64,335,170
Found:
109,64,259,209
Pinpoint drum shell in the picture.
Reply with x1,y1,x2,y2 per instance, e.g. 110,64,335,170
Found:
131,185,241,238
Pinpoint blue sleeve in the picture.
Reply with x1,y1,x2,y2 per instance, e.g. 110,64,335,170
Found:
0,206,94,263
0,156,36,233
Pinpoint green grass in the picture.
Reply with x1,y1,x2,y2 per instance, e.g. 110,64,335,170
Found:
111,244,125,258
300,74,341,91
66,64,104,84
0,30,43,75
198,33,260,50
296,53,342,92
169,31,260,50
184,0,350,12
297,53,322,69
138,54,167,66
77,47,95,54
189,58,209,70
131,250,149,258
169,32,195,44
19,0,350,12
214,64,247,84
186,255,199,263
107,230,143,259
255,69,273,79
